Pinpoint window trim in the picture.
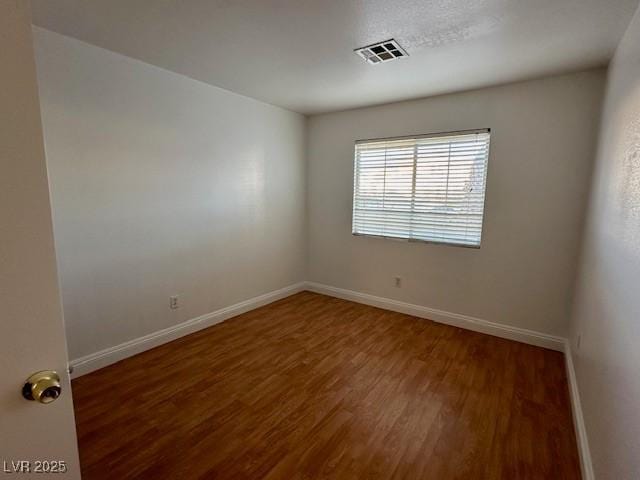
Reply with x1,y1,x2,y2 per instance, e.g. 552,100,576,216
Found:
354,128,490,145
351,128,491,249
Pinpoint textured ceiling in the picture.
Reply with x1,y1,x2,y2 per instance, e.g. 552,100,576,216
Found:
31,0,639,114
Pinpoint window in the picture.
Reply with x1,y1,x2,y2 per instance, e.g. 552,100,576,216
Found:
352,129,490,247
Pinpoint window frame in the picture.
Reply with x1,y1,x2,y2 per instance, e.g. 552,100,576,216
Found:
351,128,491,249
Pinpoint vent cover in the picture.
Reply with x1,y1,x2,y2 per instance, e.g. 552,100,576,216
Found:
355,39,408,64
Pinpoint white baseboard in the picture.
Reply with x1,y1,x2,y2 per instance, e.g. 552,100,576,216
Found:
564,340,594,480
304,282,565,351
70,281,565,377
69,282,306,378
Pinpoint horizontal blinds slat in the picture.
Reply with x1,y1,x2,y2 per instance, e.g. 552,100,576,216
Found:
353,131,490,247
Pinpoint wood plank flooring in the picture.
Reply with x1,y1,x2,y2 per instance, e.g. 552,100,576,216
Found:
72,291,581,479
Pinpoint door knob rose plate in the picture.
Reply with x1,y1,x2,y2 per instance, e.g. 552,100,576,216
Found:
22,370,61,404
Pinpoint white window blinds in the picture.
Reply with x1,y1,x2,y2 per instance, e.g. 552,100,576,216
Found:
352,129,490,247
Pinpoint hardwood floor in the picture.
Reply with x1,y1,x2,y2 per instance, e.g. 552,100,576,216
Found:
72,291,581,479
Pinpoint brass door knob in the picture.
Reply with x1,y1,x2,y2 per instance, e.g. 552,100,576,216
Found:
22,370,61,404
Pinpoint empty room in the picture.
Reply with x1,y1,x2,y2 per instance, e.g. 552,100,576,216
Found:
2,0,640,478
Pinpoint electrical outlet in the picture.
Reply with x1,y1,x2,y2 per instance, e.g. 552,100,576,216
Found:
394,276,402,288
169,295,180,310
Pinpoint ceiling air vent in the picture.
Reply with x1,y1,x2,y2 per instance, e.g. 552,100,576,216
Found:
355,39,408,64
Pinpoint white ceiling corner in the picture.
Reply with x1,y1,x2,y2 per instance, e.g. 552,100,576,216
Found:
31,0,639,114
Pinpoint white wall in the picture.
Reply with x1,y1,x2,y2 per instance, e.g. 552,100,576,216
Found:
569,4,640,478
33,28,306,361
307,71,605,337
